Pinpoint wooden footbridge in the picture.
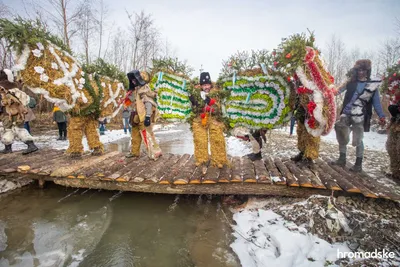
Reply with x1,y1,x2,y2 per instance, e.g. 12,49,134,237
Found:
0,148,399,201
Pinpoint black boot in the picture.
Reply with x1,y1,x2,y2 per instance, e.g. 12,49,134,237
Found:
0,144,12,154
290,152,304,162
247,152,262,161
350,157,362,172
332,153,346,167
22,141,38,155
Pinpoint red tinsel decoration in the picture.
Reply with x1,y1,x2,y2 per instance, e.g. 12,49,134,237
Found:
297,86,313,94
285,53,292,59
307,117,316,129
307,101,317,115
274,61,278,67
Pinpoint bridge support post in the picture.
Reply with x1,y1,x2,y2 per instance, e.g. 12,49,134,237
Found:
38,179,45,189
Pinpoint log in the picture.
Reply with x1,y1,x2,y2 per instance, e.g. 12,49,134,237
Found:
157,155,181,184
0,150,29,167
173,155,197,185
97,154,130,181
50,151,120,177
140,154,173,183
103,155,148,182
301,166,326,189
355,169,400,201
159,154,191,183
230,157,242,182
25,151,68,174
34,154,93,176
242,157,256,183
121,157,158,182
253,159,271,184
315,159,360,193
274,158,298,187
264,157,285,185
53,178,333,198
2,150,63,172
203,166,220,184
189,164,203,184
15,151,66,173
264,156,286,185
310,164,342,191
218,157,232,183
284,161,312,187
328,162,377,198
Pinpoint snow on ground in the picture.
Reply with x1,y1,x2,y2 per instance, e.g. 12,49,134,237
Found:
276,125,387,152
226,136,253,157
0,129,129,152
230,202,351,267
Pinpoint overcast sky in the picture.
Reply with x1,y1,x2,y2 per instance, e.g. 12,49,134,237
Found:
4,0,400,79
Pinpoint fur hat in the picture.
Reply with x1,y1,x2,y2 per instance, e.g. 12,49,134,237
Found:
127,70,150,90
353,59,372,70
200,72,211,85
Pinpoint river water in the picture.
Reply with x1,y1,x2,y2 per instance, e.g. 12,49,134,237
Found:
0,123,242,267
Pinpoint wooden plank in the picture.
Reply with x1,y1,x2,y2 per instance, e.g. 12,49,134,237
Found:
310,163,342,191
14,150,66,173
315,159,360,193
0,150,28,167
25,150,67,173
264,157,285,185
189,165,203,184
107,155,149,182
119,156,156,182
328,163,377,198
50,151,120,177
218,157,232,183
242,157,256,183
355,169,400,201
230,157,242,182
97,154,129,181
2,150,63,172
203,166,219,184
157,155,181,184
173,155,196,185
140,154,173,183
275,158,299,187
301,166,326,189
32,154,90,176
71,153,123,179
253,159,271,184
159,154,191,183
284,161,312,187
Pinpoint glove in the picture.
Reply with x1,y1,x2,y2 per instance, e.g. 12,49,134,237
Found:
378,117,386,126
144,116,151,127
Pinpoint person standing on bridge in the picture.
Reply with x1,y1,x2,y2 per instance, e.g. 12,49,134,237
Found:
332,60,386,172
0,69,38,155
124,70,161,160
189,72,228,173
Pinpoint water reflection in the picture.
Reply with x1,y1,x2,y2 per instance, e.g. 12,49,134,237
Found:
0,185,239,267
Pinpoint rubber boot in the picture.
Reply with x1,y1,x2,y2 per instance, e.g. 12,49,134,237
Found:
350,157,362,172
290,152,304,162
0,144,12,154
332,152,346,167
247,152,262,161
22,141,38,155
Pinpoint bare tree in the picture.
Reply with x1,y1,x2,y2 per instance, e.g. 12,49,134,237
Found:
76,0,97,65
377,37,400,75
126,10,161,71
96,0,108,58
324,34,349,85
37,0,83,49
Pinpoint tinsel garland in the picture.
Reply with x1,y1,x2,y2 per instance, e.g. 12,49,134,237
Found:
154,72,192,121
295,47,336,136
222,75,290,129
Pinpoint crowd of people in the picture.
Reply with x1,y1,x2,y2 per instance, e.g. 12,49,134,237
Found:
0,58,398,181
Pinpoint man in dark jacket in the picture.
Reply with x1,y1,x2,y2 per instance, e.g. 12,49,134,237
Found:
53,106,67,140
332,60,386,172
